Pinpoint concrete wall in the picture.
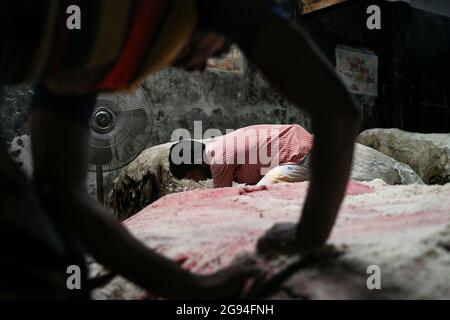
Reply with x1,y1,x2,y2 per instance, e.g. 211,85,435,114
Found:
139,63,311,147
0,86,32,143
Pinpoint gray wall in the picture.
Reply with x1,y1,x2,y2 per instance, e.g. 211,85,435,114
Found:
0,86,32,143
140,64,311,148
1,64,311,151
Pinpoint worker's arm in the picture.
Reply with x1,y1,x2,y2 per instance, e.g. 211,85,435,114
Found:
199,0,360,251
252,20,360,251
30,85,258,298
211,163,236,188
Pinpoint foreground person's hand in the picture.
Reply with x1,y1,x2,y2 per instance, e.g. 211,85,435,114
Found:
191,262,264,299
256,222,326,257
257,223,301,257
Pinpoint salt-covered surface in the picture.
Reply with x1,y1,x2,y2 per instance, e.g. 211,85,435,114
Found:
109,141,423,221
94,180,450,299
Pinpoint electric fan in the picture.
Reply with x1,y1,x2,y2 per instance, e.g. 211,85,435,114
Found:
87,87,153,204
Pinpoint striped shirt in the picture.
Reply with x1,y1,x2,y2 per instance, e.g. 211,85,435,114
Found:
205,124,314,188
0,0,198,93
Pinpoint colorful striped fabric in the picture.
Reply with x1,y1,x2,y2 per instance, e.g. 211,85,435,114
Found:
0,0,198,93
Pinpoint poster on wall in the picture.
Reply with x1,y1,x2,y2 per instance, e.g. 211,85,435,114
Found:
335,45,379,97
300,0,349,14
207,46,244,73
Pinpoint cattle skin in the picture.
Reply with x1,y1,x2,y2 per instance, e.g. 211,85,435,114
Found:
93,180,450,299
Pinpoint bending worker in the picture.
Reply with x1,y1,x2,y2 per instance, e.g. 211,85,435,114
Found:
169,124,314,188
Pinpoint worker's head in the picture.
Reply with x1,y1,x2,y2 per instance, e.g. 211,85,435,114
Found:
169,140,211,181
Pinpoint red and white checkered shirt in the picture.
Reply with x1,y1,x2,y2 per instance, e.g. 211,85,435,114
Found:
205,124,313,188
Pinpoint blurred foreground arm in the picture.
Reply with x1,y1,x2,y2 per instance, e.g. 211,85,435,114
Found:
252,19,360,253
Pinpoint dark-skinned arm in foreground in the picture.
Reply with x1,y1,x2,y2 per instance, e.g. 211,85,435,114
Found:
253,20,361,254
198,0,361,254
30,88,259,299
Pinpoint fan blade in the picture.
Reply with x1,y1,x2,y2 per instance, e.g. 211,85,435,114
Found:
130,108,149,135
88,140,113,166
88,88,153,172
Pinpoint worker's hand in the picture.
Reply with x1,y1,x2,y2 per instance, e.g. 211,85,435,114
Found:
257,222,325,257
257,223,300,257
172,31,231,72
192,261,265,299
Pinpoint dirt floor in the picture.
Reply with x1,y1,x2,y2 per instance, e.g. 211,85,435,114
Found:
93,180,450,299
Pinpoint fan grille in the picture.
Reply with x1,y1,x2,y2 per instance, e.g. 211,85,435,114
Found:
87,88,153,172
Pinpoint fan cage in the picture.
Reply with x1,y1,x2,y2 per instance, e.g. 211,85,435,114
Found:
87,88,153,173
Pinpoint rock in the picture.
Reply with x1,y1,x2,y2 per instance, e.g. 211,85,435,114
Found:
351,143,423,185
93,180,450,299
108,141,423,219
357,128,450,185
107,142,212,220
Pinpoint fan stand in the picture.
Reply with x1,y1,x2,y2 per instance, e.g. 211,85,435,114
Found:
96,165,104,205
88,90,153,207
